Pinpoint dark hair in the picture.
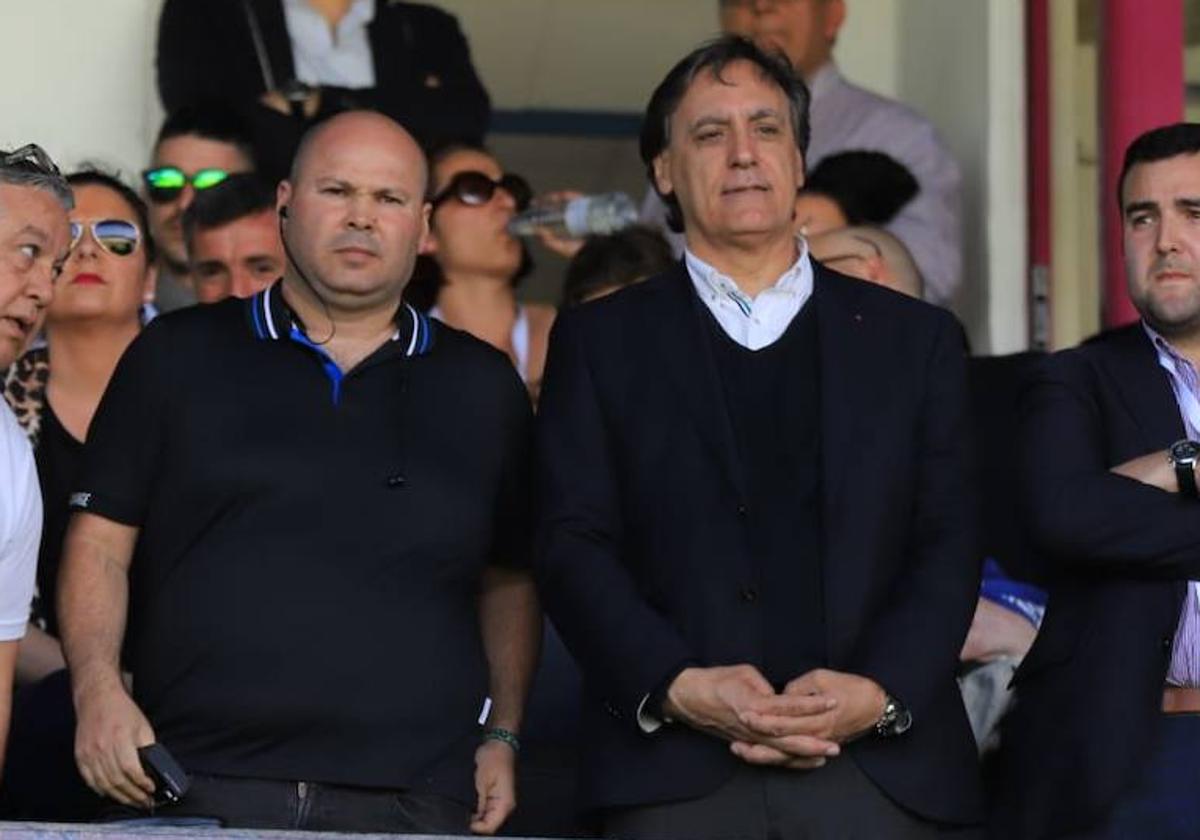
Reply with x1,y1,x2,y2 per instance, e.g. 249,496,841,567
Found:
403,143,533,311
422,140,486,200
562,226,676,307
66,168,157,263
802,151,919,226
182,173,276,251
1118,123,1200,210
155,103,256,166
639,36,810,233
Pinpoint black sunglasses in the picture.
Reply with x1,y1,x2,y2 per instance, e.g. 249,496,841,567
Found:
431,171,532,212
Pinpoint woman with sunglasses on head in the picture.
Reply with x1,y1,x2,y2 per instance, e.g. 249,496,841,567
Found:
409,144,578,404
0,169,154,822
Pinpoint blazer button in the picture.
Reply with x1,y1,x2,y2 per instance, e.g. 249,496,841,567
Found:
736,503,748,517
740,586,758,603
1163,636,1174,651
604,702,621,719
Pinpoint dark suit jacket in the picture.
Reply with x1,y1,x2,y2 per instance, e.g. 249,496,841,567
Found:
157,0,490,177
535,263,983,823
993,323,1196,839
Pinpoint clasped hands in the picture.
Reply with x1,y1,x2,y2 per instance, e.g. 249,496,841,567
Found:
663,664,887,769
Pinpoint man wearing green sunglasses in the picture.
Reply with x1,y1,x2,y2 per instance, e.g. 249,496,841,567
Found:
142,107,255,312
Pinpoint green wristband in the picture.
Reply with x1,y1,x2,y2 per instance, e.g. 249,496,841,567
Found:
482,726,521,753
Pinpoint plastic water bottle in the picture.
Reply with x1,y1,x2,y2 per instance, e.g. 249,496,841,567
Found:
507,192,639,239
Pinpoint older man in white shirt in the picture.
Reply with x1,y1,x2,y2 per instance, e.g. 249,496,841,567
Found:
0,143,72,779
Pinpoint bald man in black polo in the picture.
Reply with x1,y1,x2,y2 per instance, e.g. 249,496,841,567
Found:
58,112,539,835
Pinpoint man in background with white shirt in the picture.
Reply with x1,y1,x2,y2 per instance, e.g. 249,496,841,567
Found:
536,36,981,839
0,143,72,778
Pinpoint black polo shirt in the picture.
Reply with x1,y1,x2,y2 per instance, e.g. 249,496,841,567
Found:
70,281,532,800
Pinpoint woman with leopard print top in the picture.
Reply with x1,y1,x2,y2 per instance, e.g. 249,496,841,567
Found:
1,169,155,684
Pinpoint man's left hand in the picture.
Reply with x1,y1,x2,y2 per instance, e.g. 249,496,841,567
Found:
739,668,886,748
470,739,516,835
784,669,887,743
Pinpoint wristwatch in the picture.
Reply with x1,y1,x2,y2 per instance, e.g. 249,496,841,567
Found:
1168,439,1200,498
280,79,316,119
874,694,912,738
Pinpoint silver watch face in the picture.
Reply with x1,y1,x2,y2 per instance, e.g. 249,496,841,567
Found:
1171,440,1200,465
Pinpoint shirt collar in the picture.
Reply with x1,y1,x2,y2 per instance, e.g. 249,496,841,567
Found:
683,238,813,310
806,61,841,103
245,280,434,357
1143,321,1191,369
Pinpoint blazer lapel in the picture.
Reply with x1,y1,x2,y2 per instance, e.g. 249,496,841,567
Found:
1102,325,1186,449
650,266,747,502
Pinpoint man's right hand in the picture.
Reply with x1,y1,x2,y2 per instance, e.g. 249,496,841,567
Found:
74,680,157,808
663,665,841,768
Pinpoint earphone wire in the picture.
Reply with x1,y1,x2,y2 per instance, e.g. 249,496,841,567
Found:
279,211,336,346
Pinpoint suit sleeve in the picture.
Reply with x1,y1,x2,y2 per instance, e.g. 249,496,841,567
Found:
1021,351,1200,579
853,313,980,718
535,311,695,723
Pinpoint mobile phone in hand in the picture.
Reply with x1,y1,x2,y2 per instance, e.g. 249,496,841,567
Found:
137,743,190,805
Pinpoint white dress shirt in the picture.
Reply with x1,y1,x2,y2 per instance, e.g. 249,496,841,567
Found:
0,400,38,641
684,240,815,350
283,0,377,88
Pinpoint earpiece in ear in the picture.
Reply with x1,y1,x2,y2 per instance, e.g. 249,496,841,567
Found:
279,205,289,219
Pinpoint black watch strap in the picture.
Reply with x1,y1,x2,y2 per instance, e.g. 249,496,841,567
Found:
1177,461,1198,498
1170,440,1200,498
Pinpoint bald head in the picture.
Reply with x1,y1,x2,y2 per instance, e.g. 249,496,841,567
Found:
275,109,432,315
809,225,923,298
290,111,428,196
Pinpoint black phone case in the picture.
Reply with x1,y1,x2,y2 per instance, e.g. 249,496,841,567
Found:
138,743,191,803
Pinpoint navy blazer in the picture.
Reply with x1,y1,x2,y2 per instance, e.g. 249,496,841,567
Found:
535,263,982,823
994,324,1197,838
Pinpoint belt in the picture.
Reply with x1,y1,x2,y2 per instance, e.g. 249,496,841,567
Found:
1162,686,1200,713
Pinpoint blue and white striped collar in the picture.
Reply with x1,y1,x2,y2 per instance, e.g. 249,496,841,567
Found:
245,280,434,357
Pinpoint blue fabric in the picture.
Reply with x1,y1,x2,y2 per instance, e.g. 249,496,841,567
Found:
289,326,344,405
979,557,1046,628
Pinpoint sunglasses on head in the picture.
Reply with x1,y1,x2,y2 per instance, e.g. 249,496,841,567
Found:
70,219,140,257
141,166,230,204
1,143,63,177
431,171,532,212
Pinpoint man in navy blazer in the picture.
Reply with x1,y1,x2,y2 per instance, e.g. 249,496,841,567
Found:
995,124,1200,838
536,36,981,838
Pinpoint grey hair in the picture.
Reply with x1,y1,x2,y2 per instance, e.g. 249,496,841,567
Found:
0,145,74,210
